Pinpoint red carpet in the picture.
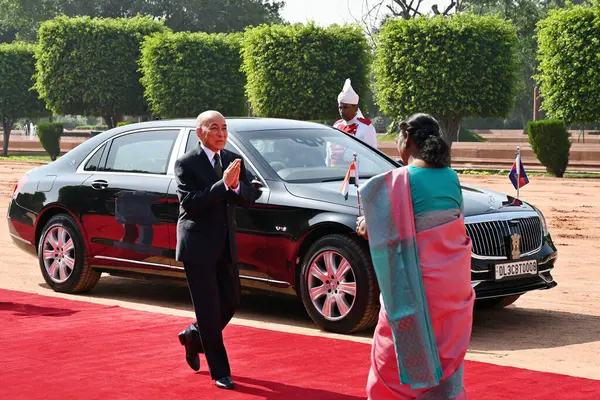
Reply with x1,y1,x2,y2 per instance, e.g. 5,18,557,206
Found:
0,289,599,400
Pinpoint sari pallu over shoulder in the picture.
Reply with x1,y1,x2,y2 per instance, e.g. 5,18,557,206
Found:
358,166,474,399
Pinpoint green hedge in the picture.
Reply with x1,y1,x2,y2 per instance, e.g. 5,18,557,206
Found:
140,31,246,118
373,14,518,144
0,42,48,156
37,122,63,161
117,121,137,127
241,23,371,120
458,127,487,142
526,120,571,177
536,4,600,124
35,16,167,128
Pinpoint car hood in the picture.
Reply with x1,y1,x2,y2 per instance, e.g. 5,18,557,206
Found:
460,184,535,216
284,181,536,217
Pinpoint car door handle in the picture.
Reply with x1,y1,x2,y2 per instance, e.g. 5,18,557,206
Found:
91,180,109,190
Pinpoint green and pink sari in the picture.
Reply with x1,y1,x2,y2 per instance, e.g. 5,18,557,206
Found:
359,166,474,399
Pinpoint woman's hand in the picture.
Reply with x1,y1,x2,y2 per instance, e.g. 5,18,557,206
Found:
356,215,368,239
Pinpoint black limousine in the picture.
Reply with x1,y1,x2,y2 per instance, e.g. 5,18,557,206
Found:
7,118,558,334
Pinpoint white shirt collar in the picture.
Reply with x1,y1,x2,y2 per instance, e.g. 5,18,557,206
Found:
200,143,221,165
341,115,359,126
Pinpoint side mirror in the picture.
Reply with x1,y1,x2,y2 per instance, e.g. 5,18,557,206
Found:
251,179,263,190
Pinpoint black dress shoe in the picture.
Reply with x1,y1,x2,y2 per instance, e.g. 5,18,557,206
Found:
215,376,235,390
178,330,200,371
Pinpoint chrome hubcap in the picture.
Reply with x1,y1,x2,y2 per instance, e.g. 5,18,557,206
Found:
43,227,75,284
308,251,357,321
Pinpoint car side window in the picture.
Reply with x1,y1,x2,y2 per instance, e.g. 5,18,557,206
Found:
84,143,106,171
185,129,199,153
102,129,180,175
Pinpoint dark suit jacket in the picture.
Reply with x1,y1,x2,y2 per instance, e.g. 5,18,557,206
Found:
174,144,257,264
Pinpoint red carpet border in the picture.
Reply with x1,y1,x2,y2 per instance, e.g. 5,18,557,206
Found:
1,289,599,399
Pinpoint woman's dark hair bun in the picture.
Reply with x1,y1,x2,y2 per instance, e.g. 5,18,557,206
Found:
401,113,450,167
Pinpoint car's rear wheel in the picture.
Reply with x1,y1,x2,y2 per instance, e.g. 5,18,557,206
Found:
298,234,379,334
38,214,100,293
475,294,522,309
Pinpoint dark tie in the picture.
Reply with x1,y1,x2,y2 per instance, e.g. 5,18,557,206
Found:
213,153,223,179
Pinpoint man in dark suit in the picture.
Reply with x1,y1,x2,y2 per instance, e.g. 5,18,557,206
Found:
175,110,257,390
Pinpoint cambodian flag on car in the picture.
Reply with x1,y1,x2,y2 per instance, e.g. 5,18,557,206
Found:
509,152,529,189
340,161,359,200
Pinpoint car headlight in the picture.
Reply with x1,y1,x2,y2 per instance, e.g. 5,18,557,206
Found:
532,205,549,236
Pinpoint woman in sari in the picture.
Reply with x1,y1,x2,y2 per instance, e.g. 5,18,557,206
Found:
356,113,474,399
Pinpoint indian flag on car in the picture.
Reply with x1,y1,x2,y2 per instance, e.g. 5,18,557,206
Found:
340,161,359,200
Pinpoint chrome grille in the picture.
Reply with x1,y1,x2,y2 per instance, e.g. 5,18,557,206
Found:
465,216,543,258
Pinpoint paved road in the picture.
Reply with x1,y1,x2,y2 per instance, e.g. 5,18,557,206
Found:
2,161,600,380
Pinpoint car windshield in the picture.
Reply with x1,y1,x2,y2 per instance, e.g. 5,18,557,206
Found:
236,127,397,183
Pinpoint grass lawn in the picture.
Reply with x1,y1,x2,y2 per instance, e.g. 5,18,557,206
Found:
0,154,57,163
377,133,397,142
378,127,486,142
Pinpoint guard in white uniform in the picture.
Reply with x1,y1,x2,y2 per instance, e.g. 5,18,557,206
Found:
328,79,378,166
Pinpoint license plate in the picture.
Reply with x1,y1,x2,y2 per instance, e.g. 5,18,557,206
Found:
494,260,538,280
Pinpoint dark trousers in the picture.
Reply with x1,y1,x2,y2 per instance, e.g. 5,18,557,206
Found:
183,253,240,380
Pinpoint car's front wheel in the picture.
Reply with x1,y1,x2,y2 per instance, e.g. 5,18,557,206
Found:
298,234,379,334
38,214,100,293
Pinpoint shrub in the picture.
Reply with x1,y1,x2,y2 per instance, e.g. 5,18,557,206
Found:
37,122,63,161
458,127,486,142
140,31,246,118
241,23,371,120
0,42,49,156
386,119,401,136
373,14,518,146
117,121,136,127
526,120,571,177
35,16,167,129
372,116,391,133
536,4,600,124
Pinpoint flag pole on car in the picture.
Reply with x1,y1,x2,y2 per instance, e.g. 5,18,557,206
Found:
517,146,520,199
340,153,361,215
509,146,529,199
354,153,361,216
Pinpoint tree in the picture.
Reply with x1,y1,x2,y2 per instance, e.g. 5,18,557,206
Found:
241,23,371,120
0,42,48,156
466,0,543,129
0,25,17,43
0,0,284,42
356,0,461,23
140,32,247,118
34,16,166,129
372,14,518,146
505,0,542,128
352,0,463,47
535,3,600,125
145,0,285,33
355,0,546,130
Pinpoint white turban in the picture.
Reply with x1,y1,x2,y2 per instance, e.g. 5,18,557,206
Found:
337,78,359,105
